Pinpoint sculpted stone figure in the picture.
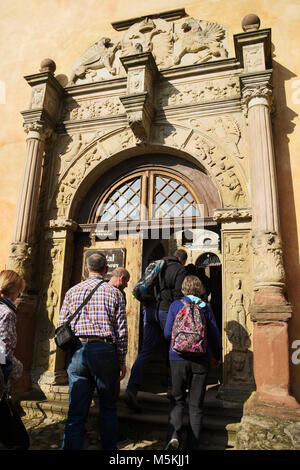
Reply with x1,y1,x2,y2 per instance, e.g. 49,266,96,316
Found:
173,18,227,66
70,37,121,84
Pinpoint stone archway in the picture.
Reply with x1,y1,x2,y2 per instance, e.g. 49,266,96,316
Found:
8,10,300,449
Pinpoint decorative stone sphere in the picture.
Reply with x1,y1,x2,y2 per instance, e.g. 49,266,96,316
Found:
40,58,56,74
242,14,261,32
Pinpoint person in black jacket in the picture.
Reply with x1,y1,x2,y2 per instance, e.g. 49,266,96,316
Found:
124,249,188,412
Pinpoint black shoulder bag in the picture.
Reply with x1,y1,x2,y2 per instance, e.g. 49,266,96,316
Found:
55,280,105,351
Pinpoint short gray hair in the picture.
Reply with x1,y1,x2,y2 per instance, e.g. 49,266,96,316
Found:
86,252,107,273
110,267,130,280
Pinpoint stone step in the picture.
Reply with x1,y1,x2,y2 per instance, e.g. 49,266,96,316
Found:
20,392,240,449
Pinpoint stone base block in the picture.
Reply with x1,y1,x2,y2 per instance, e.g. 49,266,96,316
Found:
236,392,300,449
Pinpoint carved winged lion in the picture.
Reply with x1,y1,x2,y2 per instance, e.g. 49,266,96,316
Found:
70,37,121,84
173,18,228,66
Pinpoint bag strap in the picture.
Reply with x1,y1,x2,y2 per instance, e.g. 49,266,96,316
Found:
66,279,106,326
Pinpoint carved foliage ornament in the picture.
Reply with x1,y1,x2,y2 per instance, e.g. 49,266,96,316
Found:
69,17,228,84
251,231,285,285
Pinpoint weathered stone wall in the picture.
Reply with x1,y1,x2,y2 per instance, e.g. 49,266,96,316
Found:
0,0,299,402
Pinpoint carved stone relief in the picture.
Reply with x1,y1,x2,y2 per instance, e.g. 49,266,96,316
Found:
34,241,63,370
69,17,228,85
222,231,254,388
184,130,248,207
50,128,138,219
62,96,125,121
251,231,285,286
243,43,265,73
188,114,247,162
156,76,240,108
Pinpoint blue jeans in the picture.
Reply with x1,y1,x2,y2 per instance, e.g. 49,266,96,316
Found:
62,340,119,450
127,308,169,396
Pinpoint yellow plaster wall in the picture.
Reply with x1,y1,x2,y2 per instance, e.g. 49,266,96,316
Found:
0,0,300,400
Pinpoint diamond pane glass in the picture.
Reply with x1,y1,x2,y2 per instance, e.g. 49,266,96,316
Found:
154,176,198,218
98,177,141,221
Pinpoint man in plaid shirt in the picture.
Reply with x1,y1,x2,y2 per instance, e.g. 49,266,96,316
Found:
58,252,129,450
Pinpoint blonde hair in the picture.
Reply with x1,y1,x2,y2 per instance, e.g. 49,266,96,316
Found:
181,275,204,298
0,270,25,298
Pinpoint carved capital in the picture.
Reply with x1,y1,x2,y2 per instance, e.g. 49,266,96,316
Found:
251,231,285,286
242,84,273,112
23,120,53,140
45,218,78,232
240,72,273,115
214,207,252,222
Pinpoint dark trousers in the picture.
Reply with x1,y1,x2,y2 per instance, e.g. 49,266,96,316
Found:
167,360,208,450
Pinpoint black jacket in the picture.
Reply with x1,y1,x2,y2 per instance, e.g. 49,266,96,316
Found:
158,256,187,311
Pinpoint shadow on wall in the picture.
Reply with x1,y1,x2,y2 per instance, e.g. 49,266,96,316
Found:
272,52,300,403
223,320,255,396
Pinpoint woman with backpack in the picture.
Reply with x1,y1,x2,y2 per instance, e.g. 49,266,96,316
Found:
164,274,222,450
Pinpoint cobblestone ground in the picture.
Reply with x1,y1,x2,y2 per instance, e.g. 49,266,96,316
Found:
0,414,166,451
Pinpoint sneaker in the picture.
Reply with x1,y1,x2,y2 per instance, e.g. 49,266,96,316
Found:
165,437,179,450
124,390,142,413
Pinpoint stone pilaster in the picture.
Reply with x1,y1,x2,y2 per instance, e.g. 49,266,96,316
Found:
214,208,255,407
8,63,64,394
32,218,77,396
235,16,299,450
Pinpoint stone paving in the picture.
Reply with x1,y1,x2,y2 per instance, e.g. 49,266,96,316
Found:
0,414,166,451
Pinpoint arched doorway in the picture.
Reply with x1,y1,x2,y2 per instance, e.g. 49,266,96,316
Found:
72,153,222,391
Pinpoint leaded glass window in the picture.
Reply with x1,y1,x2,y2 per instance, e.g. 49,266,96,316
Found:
98,176,141,222
96,171,199,222
153,176,198,218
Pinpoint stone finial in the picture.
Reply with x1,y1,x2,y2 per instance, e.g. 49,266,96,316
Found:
40,58,56,75
242,14,261,32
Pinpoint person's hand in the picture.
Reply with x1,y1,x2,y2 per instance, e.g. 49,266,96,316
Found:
119,364,126,381
210,358,221,369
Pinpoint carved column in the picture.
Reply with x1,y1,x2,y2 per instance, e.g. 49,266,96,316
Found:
8,61,64,393
241,76,298,411
235,16,299,451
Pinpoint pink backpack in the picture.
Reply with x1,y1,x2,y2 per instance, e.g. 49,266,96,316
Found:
171,300,207,356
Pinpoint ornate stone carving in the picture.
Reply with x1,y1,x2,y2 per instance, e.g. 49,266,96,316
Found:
7,242,33,286
215,169,246,207
228,278,248,345
157,76,240,108
243,43,265,73
45,219,78,231
30,85,45,109
213,208,252,222
69,37,121,84
242,83,273,114
152,124,191,149
251,231,285,286
222,231,254,388
203,115,245,159
63,97,124,121
185,131,247,207
173,18,227,66
69,17,229,84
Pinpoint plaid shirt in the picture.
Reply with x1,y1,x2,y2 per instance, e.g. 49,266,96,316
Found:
58,276,128,365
